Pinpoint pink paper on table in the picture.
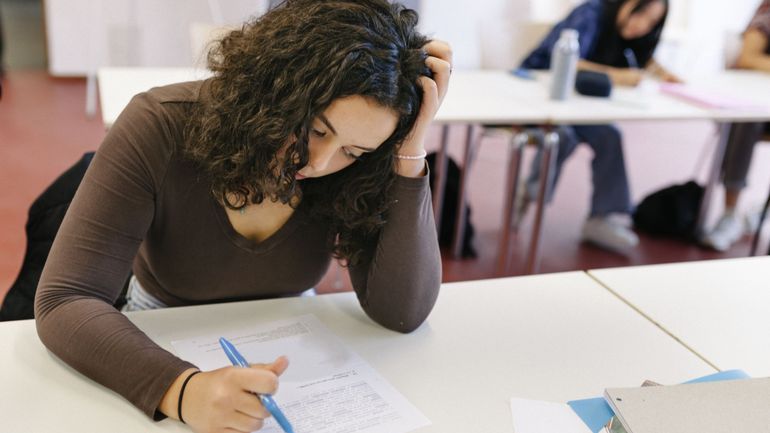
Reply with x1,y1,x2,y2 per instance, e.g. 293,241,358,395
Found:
660,83,768,111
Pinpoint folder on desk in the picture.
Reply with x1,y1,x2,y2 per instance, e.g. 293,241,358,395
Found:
660,83,767,111
604,377,770,433
567,370,750,433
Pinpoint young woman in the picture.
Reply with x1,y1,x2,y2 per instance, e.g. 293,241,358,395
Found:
704,0,770,251
34,1,449,432
519,0,679,252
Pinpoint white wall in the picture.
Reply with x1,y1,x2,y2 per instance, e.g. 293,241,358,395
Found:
46,0,267,76
669,0,760,73
419,0,532,69
47,0,764,76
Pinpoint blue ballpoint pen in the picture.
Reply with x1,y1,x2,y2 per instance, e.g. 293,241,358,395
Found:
219,337,295,433
623,48,639,69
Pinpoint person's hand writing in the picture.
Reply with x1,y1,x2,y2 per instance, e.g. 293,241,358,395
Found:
610,68,643,87
160,356,289,433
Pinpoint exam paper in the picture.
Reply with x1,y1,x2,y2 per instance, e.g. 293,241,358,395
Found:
510,398,594,433
171,315,429,433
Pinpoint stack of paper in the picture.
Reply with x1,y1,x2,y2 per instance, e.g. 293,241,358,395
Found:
172,315,429,433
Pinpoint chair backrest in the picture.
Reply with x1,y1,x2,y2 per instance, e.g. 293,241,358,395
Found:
189,22,237,68
723,30,744,70
515,21,554,64
477,19,554,70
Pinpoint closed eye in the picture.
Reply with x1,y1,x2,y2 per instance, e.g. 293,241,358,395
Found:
311,129,327,138
343,147,363,161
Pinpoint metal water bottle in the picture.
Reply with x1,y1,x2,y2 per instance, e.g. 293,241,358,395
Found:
549,29,580,101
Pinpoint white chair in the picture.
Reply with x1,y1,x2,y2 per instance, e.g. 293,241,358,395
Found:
723,30,744,70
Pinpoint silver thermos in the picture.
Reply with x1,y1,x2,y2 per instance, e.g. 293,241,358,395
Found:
549,29,580,101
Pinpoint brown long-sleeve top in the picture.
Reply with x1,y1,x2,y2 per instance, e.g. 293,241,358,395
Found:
34,80,441,419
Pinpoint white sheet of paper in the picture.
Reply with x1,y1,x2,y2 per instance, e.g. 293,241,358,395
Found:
171,314,430,433
510,398,593,433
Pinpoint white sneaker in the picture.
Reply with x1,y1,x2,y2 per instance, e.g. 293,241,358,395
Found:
703,212,744,252
744,208,763,235
581,214,640,252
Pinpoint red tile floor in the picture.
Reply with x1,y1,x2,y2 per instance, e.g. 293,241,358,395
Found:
1,71,769,302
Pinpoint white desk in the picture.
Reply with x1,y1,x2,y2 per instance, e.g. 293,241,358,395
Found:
1,272,715,433
589,256,770,378
99,68,770,128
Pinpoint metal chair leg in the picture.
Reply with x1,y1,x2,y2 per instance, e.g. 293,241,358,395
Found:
451,125,478,258
497,131,528,276
750,187,770,256
525,130,559,275
695,122,732,240
432,124,450,232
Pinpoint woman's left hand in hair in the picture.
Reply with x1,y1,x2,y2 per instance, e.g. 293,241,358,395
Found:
396,40,452,177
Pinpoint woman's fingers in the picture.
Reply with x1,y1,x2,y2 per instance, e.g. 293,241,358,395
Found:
234,391,271,419
423,39,452,104
227,410,265,433
401,40,452,149
425,56,451,103
250,356,289,376
269,356,289,376
416,76,439,119
423,39,452,65
233,367,279,395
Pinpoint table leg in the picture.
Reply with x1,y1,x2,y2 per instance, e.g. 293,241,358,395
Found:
432,124,450,232
694,122,731,239
525,130,559,275
750,190,770,256
452,125,477,258
497,131,528,276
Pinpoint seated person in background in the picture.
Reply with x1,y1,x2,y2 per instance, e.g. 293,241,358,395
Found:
703,0,770,251
518,0,679,253
34,1,446,432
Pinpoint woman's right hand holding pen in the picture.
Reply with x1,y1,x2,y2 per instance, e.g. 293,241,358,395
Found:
159,356,289,433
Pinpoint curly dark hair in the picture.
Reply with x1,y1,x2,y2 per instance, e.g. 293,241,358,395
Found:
184,0,431,265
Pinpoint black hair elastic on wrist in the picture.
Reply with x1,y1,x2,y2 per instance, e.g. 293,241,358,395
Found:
178,370,201,424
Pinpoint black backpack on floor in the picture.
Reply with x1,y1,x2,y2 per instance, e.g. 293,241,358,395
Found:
426,152,477,258
633,180,704,240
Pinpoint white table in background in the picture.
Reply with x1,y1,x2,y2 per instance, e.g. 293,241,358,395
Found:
437,70,770,273
98,67,212,129
0,272,715,433
96,68,770,274
589,256,770,378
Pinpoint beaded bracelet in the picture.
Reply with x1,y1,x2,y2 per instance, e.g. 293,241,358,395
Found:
178,370,201,424
394,150,427,160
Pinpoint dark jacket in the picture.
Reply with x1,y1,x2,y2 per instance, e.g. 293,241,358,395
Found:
0,153,94,321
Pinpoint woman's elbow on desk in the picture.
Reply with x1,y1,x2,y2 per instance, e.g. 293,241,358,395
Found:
363,304,433,334
359,279,441,334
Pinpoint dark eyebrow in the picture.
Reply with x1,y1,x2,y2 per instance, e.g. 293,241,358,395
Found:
318,114,338,136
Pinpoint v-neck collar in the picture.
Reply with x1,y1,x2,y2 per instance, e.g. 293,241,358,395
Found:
209,194,308,253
